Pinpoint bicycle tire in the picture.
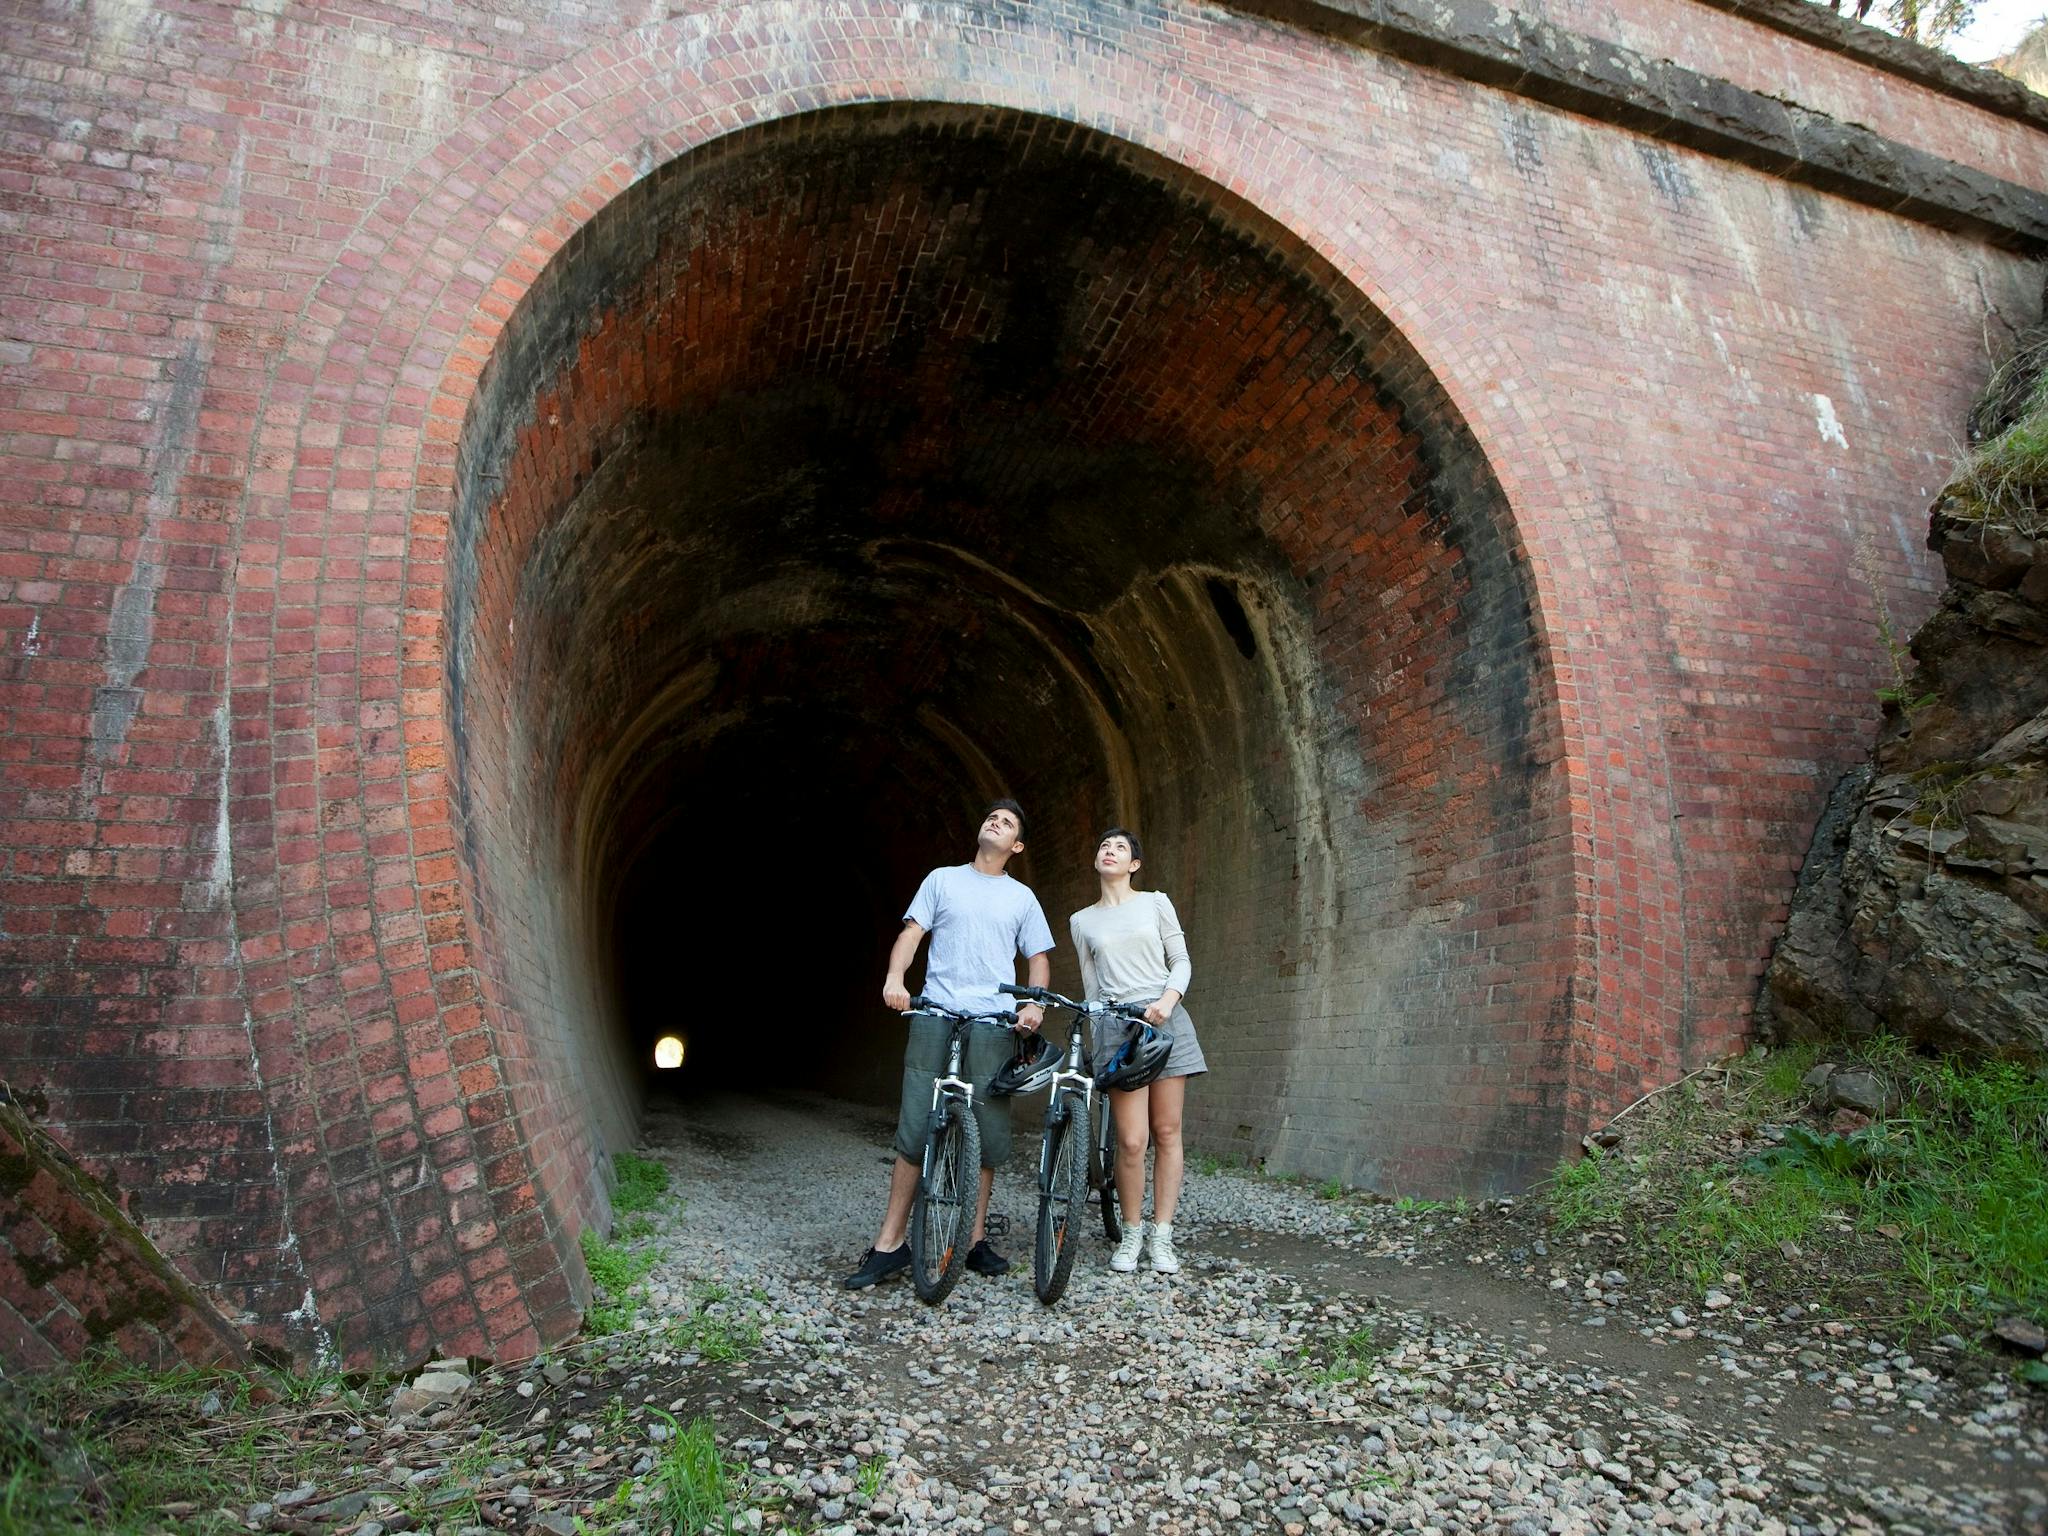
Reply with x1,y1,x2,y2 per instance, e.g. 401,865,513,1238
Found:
910,1099,980,1304
1034,1097,1091,1304
1092,1092,1121,1245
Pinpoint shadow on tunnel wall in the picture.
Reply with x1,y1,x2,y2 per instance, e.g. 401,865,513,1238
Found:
446,103,1574,1242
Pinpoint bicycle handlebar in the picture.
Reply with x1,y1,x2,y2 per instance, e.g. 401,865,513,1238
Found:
997,983,1148,1019
906,996,1018,1025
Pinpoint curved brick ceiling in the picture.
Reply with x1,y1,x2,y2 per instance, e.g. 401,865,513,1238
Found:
450,105,1569,1198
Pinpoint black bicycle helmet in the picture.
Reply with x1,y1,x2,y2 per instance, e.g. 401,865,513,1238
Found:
1095,1023,1174,1091
988,1031,1062,1098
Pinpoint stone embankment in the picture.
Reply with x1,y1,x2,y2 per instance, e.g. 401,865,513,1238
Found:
1760,495,2048,1061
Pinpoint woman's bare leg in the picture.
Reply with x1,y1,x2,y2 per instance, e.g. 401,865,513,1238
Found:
1111,1084,1151,1222
1149,1076,1187,1226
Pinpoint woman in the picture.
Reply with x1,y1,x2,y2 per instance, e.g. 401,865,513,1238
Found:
1069,827,1207,1275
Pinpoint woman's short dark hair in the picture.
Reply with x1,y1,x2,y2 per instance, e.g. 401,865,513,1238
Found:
983,798,1028,847
1098,826,1143,864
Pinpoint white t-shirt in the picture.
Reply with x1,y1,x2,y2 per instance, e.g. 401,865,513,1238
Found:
904,864,1056,1019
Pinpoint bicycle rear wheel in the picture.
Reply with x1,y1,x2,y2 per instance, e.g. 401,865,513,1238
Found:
910,1099,980,1304
1092,1093,1120,1245
1034,1097,1090,1304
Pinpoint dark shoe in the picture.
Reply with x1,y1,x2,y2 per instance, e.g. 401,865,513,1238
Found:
842,1245,910,1290
966,1239,1010,1277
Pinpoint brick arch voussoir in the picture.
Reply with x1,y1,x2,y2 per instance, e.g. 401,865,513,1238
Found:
245,2,1663,1359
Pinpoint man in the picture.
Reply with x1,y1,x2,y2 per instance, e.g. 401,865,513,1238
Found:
843,800,1052,1288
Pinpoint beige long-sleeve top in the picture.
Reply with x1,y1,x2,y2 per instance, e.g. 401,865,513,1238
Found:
1068,891,1191,1006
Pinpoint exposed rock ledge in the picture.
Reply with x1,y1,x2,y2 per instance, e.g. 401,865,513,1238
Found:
1758,507,2048,1061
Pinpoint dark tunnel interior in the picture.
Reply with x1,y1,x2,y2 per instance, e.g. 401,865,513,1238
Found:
445,103,1564,1203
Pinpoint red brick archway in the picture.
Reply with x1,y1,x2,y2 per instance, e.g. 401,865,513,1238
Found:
232,8,1651,1363
224,3,1671,1368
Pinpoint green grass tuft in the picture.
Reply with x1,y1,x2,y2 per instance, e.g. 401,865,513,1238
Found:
1307,1325,1380,1386
581,1227,659,1335
856,1454,887,1500
646,1413,738,1535
611,1152,672,1215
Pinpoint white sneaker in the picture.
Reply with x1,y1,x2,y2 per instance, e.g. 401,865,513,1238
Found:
1109,1221,1147,1273
1149,1222,1180,1274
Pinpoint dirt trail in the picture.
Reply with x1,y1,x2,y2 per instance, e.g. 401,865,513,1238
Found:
618,1092,2048,1535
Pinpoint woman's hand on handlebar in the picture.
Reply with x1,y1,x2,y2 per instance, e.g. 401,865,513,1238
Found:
1015,1002,1044,1033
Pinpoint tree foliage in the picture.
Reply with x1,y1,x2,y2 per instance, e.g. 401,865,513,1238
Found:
1824,0,1979,47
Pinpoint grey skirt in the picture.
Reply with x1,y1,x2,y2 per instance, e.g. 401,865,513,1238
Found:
1091,1000,1207,1082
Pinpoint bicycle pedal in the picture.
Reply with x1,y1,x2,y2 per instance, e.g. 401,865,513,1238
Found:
984,1212,1011,1238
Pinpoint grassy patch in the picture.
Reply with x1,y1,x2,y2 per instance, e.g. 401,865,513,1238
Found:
1305,1325,1380,1387
660,1281,762,1362
581,1227,659,1335
408,1427,494,1529
1950,330,2048,537
1953,401,2048,537
645,1413,738,1535
611,1152,673,1215
0,1354,378,1535
855,1454,887,1500
1540,1040,2048,1334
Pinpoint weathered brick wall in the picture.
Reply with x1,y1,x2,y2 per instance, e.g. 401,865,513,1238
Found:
0,0,2040,1364
0,1093,246,1369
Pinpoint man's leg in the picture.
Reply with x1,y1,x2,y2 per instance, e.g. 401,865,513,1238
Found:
845,1015,943,1288
972,1166,994,1245
874,1155,920,1251
874,1155,988,1250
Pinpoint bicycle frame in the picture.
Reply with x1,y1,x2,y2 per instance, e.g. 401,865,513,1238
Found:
998,983,1147,1253
925,1016,976,1174
1037,1016,1094,1187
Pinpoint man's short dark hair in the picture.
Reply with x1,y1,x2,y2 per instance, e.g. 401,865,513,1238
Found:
1099,825,1143,863
983,798,1028,847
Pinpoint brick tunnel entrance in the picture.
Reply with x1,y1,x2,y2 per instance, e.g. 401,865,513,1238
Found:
450,105,1572,1223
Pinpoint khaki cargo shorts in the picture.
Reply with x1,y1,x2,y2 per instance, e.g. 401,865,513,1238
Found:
893,1011,1014,1170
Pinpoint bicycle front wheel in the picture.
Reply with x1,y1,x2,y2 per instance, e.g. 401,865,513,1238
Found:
910,1100,980,1305
1092,1093,1121,1245
1034,1097,1090,1304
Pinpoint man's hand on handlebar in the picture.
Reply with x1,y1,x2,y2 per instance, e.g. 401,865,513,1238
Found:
883,976,912,1012
1015,1003,1044,1033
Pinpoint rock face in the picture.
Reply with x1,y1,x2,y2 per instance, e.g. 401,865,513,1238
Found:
1758,506,2048,1062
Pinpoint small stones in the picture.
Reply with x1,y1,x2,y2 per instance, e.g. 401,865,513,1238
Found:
188,1096,2047,1536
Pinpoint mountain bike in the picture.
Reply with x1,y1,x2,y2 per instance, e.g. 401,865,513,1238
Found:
999,984,1148,1303
905,996,1016,1305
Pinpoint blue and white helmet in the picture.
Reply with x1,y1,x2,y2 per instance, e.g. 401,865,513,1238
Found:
1095,1023,1173,1091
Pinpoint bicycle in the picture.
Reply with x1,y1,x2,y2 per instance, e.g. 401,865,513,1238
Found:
904,995,1017,1305
998,983,1148,1303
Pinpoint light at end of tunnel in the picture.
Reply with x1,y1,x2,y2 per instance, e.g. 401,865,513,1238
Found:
654,1036,685,1071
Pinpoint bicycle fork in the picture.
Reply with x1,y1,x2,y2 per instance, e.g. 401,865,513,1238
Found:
925,1028,974,1181
1039,1033,1094,1191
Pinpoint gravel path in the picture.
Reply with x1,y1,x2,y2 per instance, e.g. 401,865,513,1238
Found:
551,1091,2048,1536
